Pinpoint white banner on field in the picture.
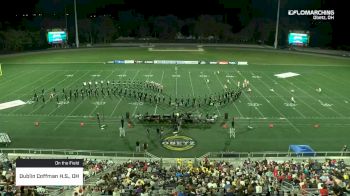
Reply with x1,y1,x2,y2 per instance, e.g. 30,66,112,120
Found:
274,72,300,78
0,100,26,111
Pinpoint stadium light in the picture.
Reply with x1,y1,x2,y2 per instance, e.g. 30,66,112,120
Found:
74,0,80,48
65,8,68,31
274,0,280,49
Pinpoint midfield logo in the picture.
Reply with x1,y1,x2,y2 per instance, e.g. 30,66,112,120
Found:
161,135,196,151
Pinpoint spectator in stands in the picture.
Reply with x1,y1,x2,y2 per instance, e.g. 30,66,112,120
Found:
256,183,263,195
319,184,328,196
332,183,343,195
3,155,350,196
158,186,167,195
4,185,14,196
112,187,120,196
36,186,45,195
345,182,350,194
318,181,324,190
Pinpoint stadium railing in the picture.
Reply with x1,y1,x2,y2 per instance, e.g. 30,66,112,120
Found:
0,148,155,158
1,148,349,160
203,151,350,158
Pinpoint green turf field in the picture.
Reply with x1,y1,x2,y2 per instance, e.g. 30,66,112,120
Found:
0,47,349,158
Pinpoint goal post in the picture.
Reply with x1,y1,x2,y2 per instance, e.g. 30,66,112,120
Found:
0,64,2,76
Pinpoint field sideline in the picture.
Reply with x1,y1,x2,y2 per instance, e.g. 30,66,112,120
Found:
0,47,349,158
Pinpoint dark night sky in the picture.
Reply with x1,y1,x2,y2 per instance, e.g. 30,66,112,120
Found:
1,0,248,18
0,0,344,19
0,0,348,46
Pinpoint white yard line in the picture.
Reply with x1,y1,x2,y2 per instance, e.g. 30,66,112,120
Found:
202,71,221,116
54,69,122,131
132,104,139,117
187,71,201,114
110,99,123,118
53,100,86,131
233,70,265,117
306,73,349,101
253,71,310,118
47,104,64,116
293,73,350,116
88,69,119,117
188,72,195,97
153,70,165,115
251,87,301,132
286,77,346,117
237,71,301,133
8,71,71,114
0,71,57,100
302,74,350,104
132,70,152,116
47,71,92,116
153,105,158,114
214,71,244,117
108,70,128,117
175,68,178,98
109,70,140,117
317,72,349,87
261,72,325,117
0,70,34,88
4,71,65,115
29,71,81,115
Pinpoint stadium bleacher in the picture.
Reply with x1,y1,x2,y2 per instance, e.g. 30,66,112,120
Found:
64,158,350,195
0,153,349,195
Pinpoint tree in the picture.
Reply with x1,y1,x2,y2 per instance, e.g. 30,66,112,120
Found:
310,22,332,48
218,23,233,41
0,32,5,50
118,10,144,37
138,24,150,38
181,18,196,37
96,16,117,43
78,18,93,43
153,15,180,39
1,29,32,51
194,15,232,41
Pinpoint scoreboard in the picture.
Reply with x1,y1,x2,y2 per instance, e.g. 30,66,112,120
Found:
288,33,309,46
47,31,67,44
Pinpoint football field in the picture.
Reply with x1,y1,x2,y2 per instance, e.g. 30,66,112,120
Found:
0,47,349,157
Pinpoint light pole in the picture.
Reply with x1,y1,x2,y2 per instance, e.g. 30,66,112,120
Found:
74,0,79,48
274,0,281,49
65,8,68,31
